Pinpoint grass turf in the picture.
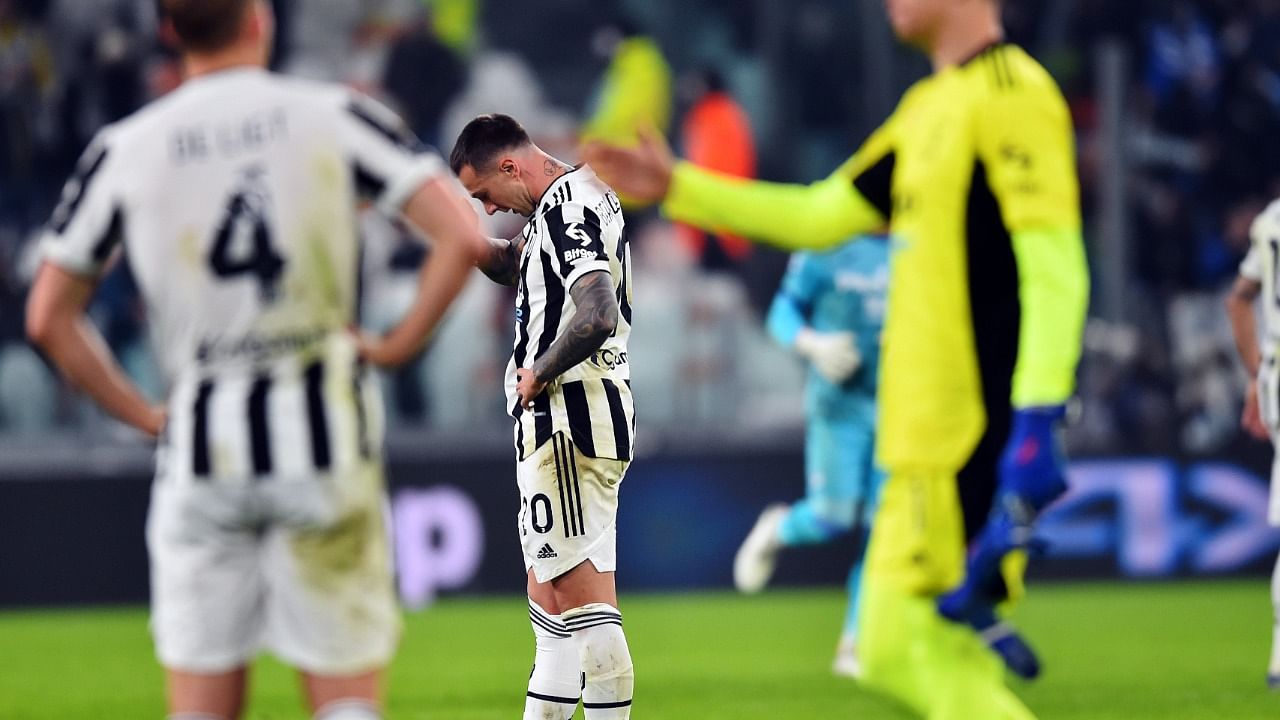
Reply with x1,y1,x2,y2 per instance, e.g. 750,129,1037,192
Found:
0,580,1275,719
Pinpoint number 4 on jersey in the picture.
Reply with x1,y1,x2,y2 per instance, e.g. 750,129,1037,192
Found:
208,168,285,302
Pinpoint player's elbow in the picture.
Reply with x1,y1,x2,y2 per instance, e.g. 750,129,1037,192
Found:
588,298,620,347
1226,288,1250,313
597,304,620,340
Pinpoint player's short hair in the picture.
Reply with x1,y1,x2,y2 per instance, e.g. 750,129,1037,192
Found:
160,0,253,53
449,114,532,175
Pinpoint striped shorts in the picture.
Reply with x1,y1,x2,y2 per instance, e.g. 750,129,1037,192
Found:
518,431,629,583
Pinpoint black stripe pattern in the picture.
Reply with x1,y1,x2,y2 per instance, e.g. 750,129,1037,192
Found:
535,248,564,356
192,380,215,478
353,162,387,200
527,691,580,706
529,599,571,639
563,607,623,632
51,144,110,234
584,699,633,709
247,375,274,476
553,434,586,539
304,361,331,470
601,379,630,460
561,381,596,457
90,207,125,262
513,249,535,368
346,98,421,151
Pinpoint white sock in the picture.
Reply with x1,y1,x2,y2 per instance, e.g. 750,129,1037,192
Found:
1270,553,1280,675
313,699,381,720
526,598,581,720
562,603,633,719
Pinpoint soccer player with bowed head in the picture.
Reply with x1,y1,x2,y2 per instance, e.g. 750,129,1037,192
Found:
585,0,1089,717
371,113,637,719
1226,198,1280,689
466,113,635,720
25,1,485,718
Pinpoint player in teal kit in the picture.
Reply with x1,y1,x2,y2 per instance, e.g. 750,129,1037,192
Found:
734,234,889,677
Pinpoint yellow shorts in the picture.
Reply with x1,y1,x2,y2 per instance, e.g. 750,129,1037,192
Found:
864,467,1030,602
864,469,968,597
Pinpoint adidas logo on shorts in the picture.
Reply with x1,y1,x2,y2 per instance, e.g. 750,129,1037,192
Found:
536,543,558,559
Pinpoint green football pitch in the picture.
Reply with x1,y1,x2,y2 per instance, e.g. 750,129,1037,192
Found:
1,580,1276,719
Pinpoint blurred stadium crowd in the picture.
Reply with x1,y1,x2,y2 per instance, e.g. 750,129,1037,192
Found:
0,0,1270,457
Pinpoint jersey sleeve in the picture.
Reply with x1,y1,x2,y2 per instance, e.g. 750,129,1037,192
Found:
40,130,126,277
1241,243,1264,282
543,201,611,289
766,253,823,347
339,91,444,217
1242,204,1280,282
660,117,894,251
977,80,1090,408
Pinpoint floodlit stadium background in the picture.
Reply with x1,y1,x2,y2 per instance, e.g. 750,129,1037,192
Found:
1,1,1277,718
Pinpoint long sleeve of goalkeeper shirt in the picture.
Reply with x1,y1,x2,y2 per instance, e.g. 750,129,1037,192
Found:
975,74,1090,408
660,118,896,251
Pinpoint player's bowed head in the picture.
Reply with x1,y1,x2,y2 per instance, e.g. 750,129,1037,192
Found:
449,113,572,218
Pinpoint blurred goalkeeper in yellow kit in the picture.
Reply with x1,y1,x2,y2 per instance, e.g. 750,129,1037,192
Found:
585,0,1089,717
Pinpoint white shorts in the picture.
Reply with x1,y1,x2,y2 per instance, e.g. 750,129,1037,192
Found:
518,432,629,583
146,460,400,674
1257,362,1280,526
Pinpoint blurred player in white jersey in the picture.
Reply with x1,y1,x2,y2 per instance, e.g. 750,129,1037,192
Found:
25,1,484,718
1227,198,1280,689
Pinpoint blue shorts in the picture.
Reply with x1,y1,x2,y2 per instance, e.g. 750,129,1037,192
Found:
805,415,884,528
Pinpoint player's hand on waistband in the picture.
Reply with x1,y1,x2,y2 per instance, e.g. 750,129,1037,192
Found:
794,329,861,384
352,327,415,369
515,368,547,410
1243,380,1269,441
140,407,166,441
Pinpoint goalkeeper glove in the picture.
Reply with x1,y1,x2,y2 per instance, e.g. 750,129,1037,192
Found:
794,328,860,384
937,406,1069,643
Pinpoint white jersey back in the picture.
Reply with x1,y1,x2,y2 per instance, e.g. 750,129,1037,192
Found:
1243,199,1280,363
40,67,442,481
507,165,635,462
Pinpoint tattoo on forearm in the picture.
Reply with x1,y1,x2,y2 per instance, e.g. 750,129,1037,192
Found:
532,271,619,384
478,236,525,286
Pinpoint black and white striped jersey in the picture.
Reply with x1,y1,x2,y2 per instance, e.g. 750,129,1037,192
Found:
39,67,441,481
508,165,635,462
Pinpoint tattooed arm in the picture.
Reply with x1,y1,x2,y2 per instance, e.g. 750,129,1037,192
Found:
477,234,526,287
514,270,619,407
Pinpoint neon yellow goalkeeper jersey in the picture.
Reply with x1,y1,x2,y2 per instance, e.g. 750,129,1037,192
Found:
662,43,1089,471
